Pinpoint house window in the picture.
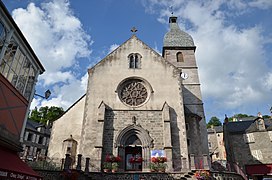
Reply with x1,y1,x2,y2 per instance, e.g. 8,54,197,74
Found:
0,40,37,100
128,53,141,69
38,136,43,144
0,21,6,50
252,150,263,160
27,133,33,141
243,133,255,143
176,52,184,62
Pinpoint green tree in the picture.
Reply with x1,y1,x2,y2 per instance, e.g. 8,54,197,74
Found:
29,106,64,124
228,113,254,122
207,116,222,128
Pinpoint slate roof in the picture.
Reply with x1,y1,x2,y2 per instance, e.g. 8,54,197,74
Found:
225,118,272,134
163,16,194,47
26,119,50,135
26,120,43,131
207,126,223,133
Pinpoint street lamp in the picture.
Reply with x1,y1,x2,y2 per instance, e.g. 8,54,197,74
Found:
34,89,51,99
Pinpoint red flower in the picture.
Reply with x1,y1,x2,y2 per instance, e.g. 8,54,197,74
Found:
105,154,112,162
105,154,122,163
151,157,167,163
115,156,122,162
151,157,158,163
129,156,143,164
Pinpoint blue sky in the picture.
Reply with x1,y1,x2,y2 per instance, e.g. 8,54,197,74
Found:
2,0,272,122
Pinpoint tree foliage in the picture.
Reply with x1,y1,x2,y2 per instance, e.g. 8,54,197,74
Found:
29,106,64,124
228,113,254,122
207,116,222,128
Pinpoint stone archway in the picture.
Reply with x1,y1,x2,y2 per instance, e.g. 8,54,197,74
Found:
115,124,154,172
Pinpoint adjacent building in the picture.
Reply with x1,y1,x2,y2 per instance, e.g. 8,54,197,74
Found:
207,126,227,171
48,16,209,172
20,119,51,161
0,1,44,179
224,116,272,179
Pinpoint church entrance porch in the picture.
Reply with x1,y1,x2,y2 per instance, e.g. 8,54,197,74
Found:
115,124,154,172
125,146,142,171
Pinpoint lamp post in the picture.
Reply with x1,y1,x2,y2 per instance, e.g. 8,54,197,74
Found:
34,89,51,99
20,89,51,142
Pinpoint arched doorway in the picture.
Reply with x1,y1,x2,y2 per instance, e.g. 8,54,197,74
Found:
124,135,142,171
115,124,154,172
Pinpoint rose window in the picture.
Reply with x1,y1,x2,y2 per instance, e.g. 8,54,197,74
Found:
120,80,148,107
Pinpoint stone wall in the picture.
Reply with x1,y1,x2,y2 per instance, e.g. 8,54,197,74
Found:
102,109,164,154
35,170,244,180
47,95,85,167
227,130,272,170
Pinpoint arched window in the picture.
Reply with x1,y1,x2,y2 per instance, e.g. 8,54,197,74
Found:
128,53,141,69
176,52,184,62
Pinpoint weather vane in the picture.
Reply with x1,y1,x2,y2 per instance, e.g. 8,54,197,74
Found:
170,6,173,15
131,27,137,34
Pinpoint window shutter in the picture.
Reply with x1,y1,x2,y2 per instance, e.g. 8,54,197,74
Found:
24,131,29,141
29,146,33,155
42,137,46,145
32,134,36,143
36,135,40,143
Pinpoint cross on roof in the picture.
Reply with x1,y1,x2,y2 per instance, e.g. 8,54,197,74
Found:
131,27,137,34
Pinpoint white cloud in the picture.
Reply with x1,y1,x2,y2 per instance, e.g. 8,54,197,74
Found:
108,44,119,54
142,0,272,115
32,72,88,110
11,0,92,111
249,0,272,9
12,0,92,85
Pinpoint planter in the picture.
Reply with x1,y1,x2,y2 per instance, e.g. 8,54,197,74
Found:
112,169,117,173
103,169,110,173
158,169,165,172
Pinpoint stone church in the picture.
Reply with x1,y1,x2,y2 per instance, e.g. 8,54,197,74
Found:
48,16,209,172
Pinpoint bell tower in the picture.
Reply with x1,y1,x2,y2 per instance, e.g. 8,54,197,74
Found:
163,16,209,159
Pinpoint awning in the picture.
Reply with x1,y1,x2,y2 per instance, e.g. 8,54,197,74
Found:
246,164,272,175
0,147,42,180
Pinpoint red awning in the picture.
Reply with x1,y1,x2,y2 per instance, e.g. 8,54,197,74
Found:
246,164,272,175
0,147,42,180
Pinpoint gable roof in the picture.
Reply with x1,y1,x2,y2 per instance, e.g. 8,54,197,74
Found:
88,35,180,74
26,119,43,131
225,118,272,134
207,126,223,133
54,94,86,120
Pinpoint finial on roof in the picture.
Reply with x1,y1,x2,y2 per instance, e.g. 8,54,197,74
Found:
224,114,229,123
131,27,137,34
170,6,173,15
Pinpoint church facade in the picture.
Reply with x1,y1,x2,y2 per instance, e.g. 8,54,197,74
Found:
48,16,209,172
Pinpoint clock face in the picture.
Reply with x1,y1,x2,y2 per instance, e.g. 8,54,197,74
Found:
180,72,189,80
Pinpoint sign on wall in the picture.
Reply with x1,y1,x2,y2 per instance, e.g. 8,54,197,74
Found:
151,150,165,157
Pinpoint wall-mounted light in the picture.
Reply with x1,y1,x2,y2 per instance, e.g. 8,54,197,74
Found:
34,89,51,99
